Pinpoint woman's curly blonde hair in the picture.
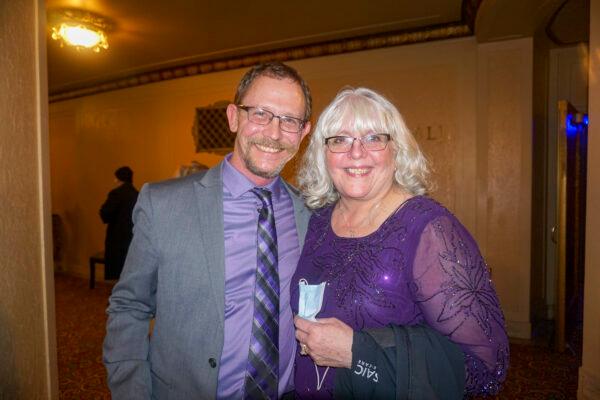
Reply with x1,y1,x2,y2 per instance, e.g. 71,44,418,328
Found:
297,87,431,209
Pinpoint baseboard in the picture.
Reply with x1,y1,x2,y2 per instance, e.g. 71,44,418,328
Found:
505,319,531,339
55,263,89,280
578,367,600,399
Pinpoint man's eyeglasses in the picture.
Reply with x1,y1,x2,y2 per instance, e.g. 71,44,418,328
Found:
324,133,392,153
237,105,306,134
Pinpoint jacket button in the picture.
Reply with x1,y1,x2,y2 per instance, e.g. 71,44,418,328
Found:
209,358,217,368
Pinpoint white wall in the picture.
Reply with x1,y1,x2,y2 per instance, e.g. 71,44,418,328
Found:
476,38,533,339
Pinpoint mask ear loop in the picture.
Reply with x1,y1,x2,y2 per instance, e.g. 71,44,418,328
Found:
299,277,329,389
314,364,330,391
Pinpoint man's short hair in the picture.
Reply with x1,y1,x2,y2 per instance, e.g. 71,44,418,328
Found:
115,166,133,183
233,61,312,122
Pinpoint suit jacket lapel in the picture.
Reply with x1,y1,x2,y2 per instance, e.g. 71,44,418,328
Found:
282,181,310,249
193,163,225,327
191,166,308,329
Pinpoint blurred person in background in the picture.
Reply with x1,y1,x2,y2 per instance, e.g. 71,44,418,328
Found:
100,166,138,280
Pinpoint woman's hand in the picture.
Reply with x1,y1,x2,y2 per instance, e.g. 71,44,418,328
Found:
294,316,353,368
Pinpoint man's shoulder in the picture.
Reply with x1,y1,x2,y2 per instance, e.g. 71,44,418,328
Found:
140,173,201,201
140,167,224,207
280,179,302,198
147,169,214,191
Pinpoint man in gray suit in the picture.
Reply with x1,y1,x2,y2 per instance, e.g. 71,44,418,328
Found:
103,62,312,399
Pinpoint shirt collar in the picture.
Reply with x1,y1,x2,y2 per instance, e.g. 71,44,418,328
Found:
222,153,282,199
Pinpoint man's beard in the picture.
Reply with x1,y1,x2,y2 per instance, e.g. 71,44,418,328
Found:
241,136,296,179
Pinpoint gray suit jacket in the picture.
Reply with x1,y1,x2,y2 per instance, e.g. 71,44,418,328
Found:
103,162,310,399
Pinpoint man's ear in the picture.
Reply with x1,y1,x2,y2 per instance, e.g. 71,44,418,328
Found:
299,121,312,141
226,104,239,133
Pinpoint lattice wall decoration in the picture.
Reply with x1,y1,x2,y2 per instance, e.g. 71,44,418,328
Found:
192,103,233,153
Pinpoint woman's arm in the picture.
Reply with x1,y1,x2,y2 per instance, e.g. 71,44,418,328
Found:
411,215,509,396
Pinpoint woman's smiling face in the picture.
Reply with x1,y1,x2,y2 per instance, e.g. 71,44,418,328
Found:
325,113,396,203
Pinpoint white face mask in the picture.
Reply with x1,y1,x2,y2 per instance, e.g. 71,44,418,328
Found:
297,279,326,321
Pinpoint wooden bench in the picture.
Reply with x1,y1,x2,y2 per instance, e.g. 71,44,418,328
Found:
89,251,105,289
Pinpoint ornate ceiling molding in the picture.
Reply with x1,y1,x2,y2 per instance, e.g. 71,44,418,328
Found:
50,1,481,103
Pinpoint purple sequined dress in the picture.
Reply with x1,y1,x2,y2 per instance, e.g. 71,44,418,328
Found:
291,196,509,398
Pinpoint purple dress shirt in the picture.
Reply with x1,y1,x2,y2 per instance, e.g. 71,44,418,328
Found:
291,196,509,398
217,155,300,399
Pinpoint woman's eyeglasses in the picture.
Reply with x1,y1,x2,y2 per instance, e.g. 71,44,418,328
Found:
324,133,391,153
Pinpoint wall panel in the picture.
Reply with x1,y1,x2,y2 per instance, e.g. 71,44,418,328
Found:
477,38,533,339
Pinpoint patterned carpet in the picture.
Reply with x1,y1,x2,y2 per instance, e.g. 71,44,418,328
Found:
55,274,112,399
55,274,579,399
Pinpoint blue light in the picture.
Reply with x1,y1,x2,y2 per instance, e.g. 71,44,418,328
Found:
566,114,578,136
565,113,588,137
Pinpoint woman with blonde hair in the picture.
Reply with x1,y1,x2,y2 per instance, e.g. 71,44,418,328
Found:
292,87,508,398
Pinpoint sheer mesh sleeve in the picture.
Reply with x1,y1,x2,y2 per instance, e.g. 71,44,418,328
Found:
411,215,509,396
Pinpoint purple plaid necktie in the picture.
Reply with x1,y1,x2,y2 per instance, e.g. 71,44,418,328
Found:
244,188,279,399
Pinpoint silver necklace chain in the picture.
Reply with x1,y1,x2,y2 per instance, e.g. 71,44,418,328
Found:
337,200,384,238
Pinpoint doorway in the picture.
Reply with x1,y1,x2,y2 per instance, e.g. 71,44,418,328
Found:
534,45,589,353
554,101,587,356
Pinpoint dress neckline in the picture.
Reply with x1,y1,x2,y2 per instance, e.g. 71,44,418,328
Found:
328,195,422,240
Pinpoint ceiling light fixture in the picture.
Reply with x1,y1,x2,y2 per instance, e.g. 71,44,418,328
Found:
52,23,108,51
49,8,114,53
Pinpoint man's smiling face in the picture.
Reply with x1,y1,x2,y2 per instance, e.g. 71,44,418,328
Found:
227,75,310,186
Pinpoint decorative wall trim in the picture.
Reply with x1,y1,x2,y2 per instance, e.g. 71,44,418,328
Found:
192,103,233,152
49,23,472,103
